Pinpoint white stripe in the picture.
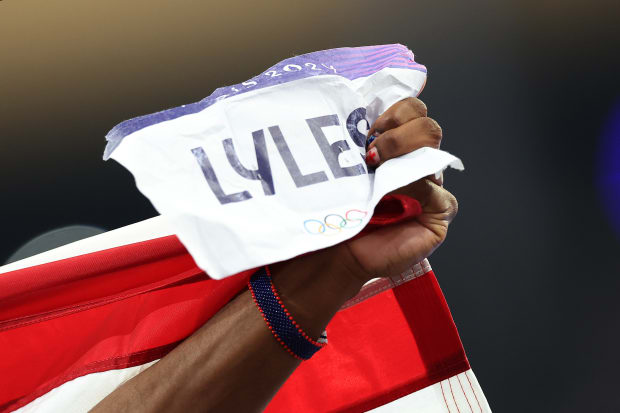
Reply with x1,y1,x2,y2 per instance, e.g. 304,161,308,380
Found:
341,260,432,310
14,361,158,413
367,369,492,413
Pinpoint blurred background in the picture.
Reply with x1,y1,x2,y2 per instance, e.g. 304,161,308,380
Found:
1,0,619,411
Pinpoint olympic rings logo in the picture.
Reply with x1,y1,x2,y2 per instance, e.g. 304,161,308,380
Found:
304,209,368,235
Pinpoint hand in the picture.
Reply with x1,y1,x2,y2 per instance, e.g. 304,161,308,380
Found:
269,97,458,334
339,98,458,282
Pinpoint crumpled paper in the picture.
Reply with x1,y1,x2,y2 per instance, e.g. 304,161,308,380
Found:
104,44,463,279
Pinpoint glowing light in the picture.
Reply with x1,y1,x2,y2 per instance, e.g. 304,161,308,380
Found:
597,99,620,238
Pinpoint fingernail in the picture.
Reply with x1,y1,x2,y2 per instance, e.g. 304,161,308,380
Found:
367,133,379,146
365,147,380,166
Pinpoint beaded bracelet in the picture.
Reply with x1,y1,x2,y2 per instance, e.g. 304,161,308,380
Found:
248,266,327,360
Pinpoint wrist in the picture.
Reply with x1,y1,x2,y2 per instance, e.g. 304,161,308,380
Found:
268,247,365,340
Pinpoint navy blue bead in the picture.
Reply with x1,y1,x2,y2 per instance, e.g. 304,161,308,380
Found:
250,268,323,360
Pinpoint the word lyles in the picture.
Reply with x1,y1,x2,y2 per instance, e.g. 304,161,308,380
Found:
191,108,370,205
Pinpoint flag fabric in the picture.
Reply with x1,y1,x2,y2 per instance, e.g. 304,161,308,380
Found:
0,205,491,412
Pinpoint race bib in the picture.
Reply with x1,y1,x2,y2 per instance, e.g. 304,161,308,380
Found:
104,44,463,279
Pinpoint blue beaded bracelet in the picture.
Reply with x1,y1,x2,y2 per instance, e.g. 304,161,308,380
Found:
248,266,326,360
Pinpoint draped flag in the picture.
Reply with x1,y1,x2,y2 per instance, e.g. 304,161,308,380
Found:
0,204,491,412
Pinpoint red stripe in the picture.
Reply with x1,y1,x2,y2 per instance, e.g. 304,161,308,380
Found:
0,235,196,328
449,378,462,413
441,381,453,413
1,264,253,412
392,272,469,380
457,374,474,413
266,273,469,413
465,371,483,412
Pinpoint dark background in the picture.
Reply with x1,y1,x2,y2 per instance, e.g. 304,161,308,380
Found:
2,1,619,411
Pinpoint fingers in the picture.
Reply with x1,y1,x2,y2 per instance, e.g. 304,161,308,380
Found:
365,98,442,167
345,179,458,279
393,179,458,224
427,171,444,187
366,117,443,167
367,97,427,139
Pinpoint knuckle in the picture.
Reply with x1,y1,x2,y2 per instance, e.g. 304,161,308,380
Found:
405,97,428,117
382,113,402,129
445,191,458,220
372,117,391,134
450,194,458,217
379,130,401,154
420,117,442,135
421,117,443,145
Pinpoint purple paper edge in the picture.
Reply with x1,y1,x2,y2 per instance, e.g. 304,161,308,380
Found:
103,44,426,159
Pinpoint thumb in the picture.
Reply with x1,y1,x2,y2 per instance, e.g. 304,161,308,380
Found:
395,179,458,227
